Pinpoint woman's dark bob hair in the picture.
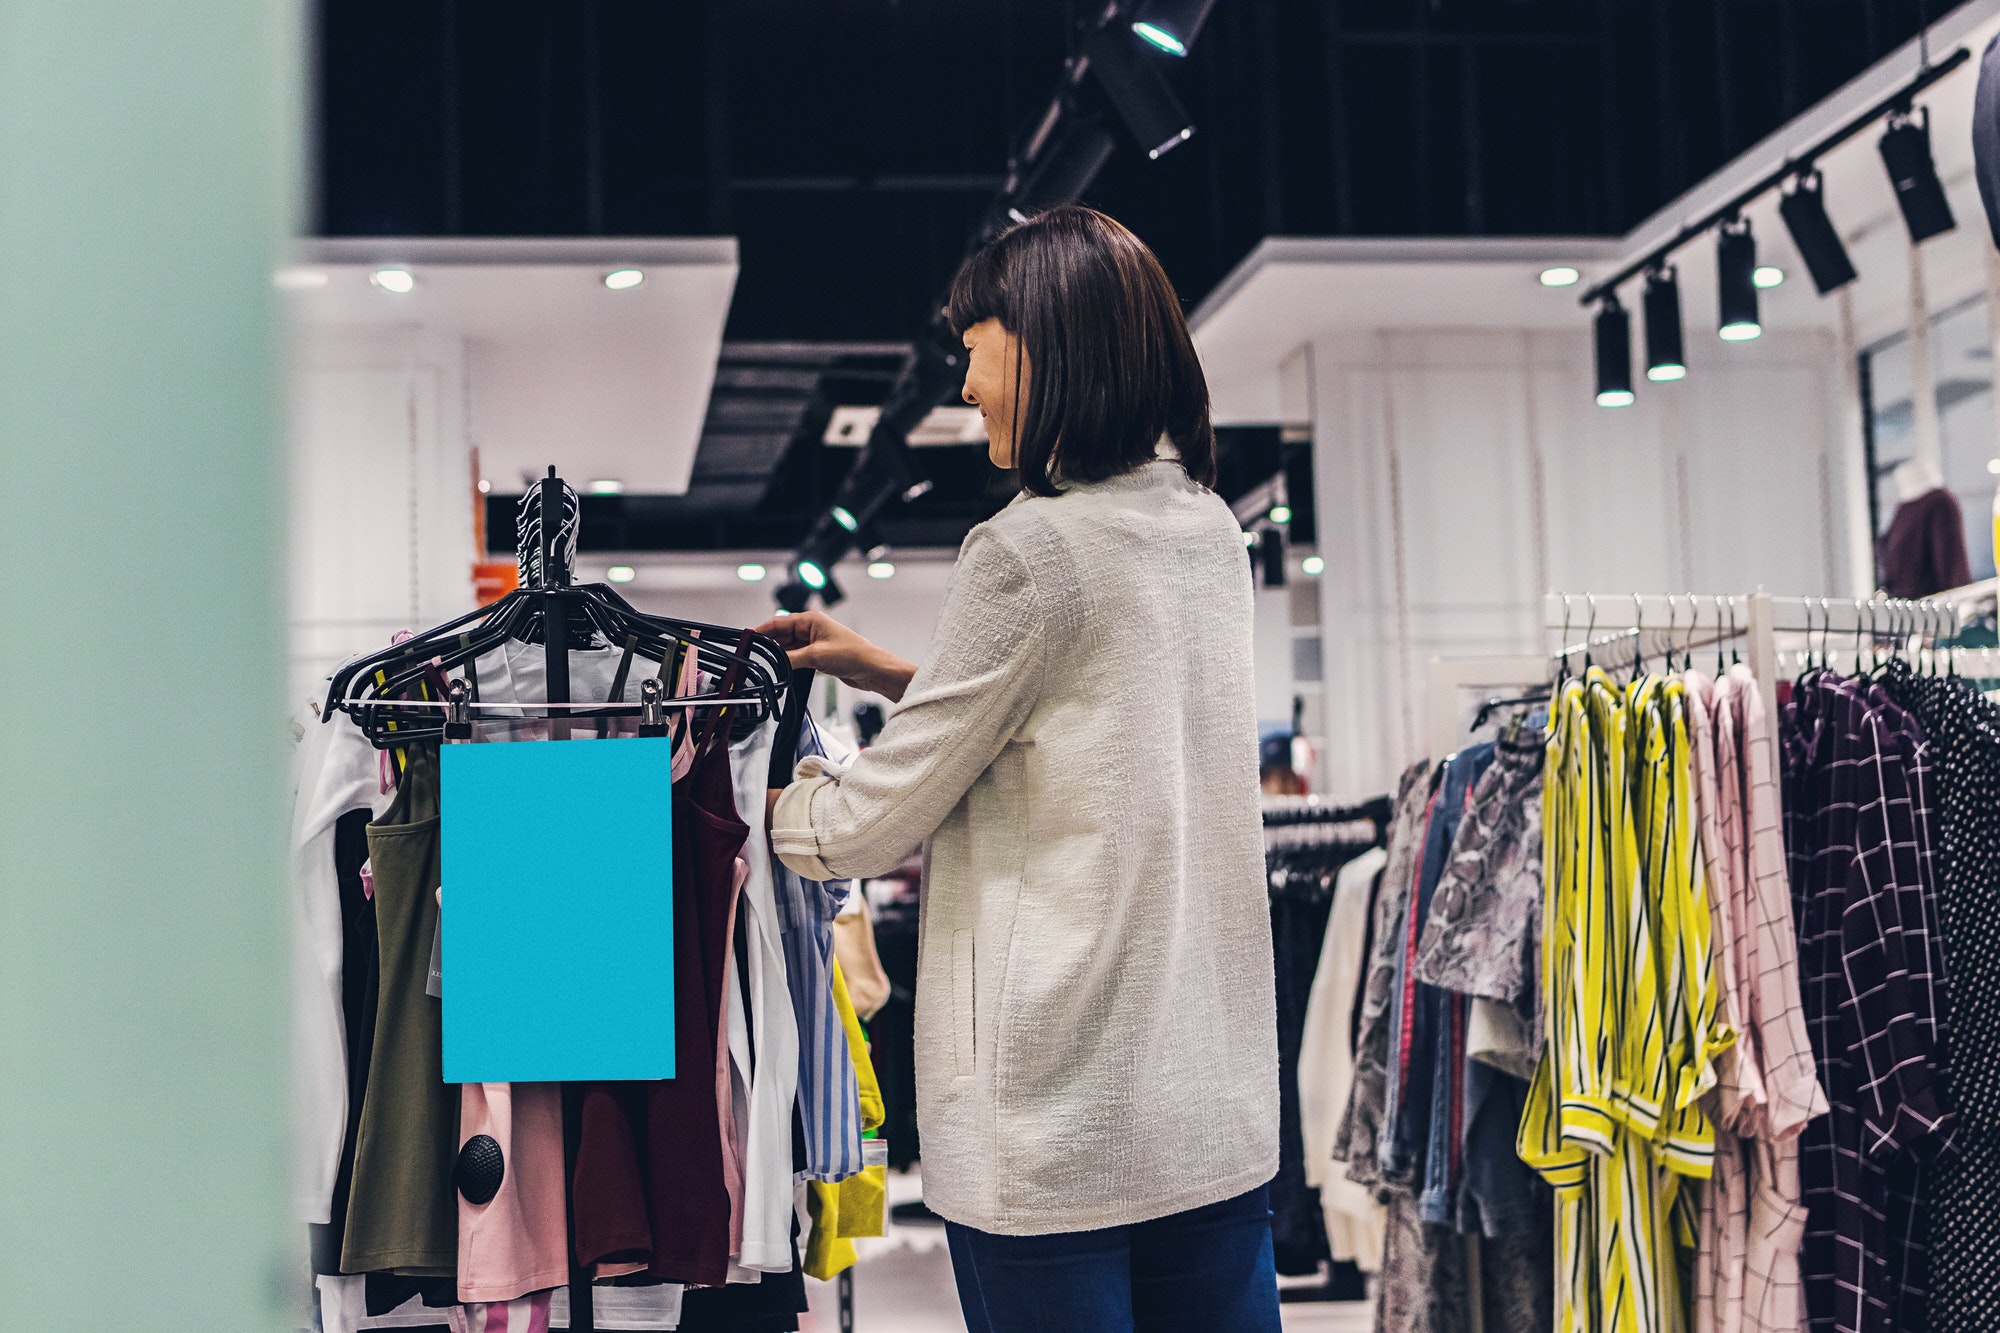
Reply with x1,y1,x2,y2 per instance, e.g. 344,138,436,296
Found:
946,205,1215,498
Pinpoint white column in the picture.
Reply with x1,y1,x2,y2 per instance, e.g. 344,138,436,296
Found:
1836,289,1877,597
1907,240,1944,482
0,4,298,1328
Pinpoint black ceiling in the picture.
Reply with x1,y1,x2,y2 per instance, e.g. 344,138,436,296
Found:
319,0,1962,550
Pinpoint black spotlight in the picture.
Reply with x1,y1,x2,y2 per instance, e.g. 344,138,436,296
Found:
1130,0,1221,56
1642,266,1685,383
1880,106,1956,244
1778,168,1858,295
774,580,812,614
1258,529,1287,588
1084,27,1195,159
1716,217,1761,342
1017,117,1119,207
1595,294,1635,407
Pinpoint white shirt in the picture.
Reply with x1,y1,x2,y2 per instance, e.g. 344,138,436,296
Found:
1296,845,1388,1271
772,459,1280,1235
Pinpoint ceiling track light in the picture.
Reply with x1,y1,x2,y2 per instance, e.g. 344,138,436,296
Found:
1016,116,1118,208
1716,217,1761,342
1880,105,1956,244
1084,26,1196,160
1129,0,1220,56
1566,47,1971,404
1778,168,1858,295
1594,295,1635,407
1642,267,1686,383
1258,529,1287,588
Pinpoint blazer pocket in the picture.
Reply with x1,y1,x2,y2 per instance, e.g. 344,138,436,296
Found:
952,929,976,1077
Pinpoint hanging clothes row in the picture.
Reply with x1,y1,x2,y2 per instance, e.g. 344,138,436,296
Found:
1313,587,2000,1333
290,478,886,1333
1261,799,1391,1290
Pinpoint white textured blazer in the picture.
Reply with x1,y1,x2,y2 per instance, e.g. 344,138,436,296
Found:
771,456,1279,1235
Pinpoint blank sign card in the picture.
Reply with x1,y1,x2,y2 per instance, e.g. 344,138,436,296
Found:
439,734,676,1083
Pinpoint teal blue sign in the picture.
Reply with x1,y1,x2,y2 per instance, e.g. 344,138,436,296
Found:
439,735,676,1082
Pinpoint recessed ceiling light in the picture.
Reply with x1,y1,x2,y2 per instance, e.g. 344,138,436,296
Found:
1987,459,2000,475
737,563,768,582
588,479,624,495
606,565,637,583
273,267,328,290
830,505,858,531
1539,266,1581,288
1242,531,1257,546
1752,266,1785,289
1268,505,1292,524
1301,555,1325,575
867,561,896,580
477,478,491,494
369,268,415,293
604,268,645,291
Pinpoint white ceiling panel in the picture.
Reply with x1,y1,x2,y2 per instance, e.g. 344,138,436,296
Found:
284,237,737,493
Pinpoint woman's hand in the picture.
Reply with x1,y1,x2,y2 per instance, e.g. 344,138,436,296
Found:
752,610,918,703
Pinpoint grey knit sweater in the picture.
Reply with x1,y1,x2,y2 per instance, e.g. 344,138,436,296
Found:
771,457,1279,1235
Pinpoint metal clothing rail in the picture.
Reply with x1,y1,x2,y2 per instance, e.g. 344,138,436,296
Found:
1425,655,1550,760
1539,586,2000,757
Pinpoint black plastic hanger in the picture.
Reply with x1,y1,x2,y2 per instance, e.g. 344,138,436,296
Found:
325,469,789,749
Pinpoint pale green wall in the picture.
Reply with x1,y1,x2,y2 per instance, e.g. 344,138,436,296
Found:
0,3,299,1326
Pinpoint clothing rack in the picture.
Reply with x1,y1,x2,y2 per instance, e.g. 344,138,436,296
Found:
527,469,597,1333
1540,587,2000,729
1425,656,1550,761
1261,795,1393,829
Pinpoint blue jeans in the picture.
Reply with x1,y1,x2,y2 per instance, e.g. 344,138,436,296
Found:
944,1184,1284,1333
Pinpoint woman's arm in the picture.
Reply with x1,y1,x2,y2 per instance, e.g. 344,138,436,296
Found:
766,526,1047,882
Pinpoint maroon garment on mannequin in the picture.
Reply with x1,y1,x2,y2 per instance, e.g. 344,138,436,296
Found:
1880,486,1973,598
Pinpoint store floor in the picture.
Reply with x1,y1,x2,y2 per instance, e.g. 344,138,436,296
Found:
799,1170,1373,1333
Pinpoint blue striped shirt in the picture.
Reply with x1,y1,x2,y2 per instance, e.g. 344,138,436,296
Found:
774,716,866,1182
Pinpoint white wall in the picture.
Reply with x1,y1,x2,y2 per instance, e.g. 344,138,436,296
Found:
1312,325,1850,798
287,327,479,710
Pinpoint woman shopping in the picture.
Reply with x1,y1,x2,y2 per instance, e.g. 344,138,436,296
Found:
761,205,1282,1333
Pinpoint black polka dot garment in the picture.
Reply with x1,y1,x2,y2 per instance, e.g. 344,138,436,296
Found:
1878,660,2000,1333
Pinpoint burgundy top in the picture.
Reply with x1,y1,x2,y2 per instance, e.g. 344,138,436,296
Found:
1880,486,1973,598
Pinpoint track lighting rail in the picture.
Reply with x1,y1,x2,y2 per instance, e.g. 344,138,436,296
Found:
1576,46,1969,307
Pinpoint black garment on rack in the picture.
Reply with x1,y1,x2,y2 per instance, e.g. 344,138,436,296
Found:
1876,660,2000,1333
1267,837,1375,1277
311,809,380,1276
1782,671,1957,1333
674,1228,809,1332
363,1273,456,1317
871,889,921,1171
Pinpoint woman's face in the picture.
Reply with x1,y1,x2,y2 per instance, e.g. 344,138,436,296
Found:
960,317,1027,470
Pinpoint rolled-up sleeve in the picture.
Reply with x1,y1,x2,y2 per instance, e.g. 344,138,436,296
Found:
768,525,1047,882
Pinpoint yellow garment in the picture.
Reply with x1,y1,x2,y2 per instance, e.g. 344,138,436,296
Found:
804,959,888,1280
835,958,886,1133
1519,670,1736,1333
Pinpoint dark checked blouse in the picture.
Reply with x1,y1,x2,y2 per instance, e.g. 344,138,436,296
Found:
1875,659,2000,1333
1781,670,1957,1333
